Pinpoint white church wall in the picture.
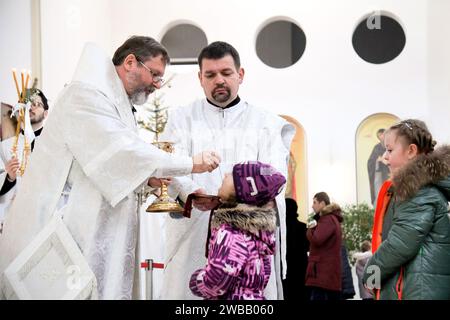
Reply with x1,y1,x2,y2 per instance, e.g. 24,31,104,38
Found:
427,0,450,144
108,0,431,207
32,0,448,207
0,0,33,104
39,0,113,102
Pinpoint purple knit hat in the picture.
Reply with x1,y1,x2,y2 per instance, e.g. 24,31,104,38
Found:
232,161,286,206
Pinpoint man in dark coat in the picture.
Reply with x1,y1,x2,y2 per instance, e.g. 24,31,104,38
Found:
305,192,343,300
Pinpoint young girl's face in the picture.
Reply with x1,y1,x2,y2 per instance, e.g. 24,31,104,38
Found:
218,173,235,201
384,130,418,176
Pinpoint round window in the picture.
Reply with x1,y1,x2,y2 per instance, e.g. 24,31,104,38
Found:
256,20,306,68
352,14,406,64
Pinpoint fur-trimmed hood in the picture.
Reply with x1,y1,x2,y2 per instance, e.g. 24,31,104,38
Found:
211,203,277,234
393,145,450,201
320,203,344,222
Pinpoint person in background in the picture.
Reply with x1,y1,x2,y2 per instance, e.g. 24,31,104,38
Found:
282,197,309,300
363,119,450,300
353,240,373,300
340,243,355,299
305,192,343,300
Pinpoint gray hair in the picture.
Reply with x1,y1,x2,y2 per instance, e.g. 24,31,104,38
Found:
112,36,170,66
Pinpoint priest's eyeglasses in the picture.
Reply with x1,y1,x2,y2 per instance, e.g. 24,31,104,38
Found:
138,60,164,85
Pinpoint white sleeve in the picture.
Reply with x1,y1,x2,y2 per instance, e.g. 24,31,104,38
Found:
59,86,193,207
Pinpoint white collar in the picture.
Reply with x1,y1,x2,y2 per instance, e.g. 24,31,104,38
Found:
203,98,247,114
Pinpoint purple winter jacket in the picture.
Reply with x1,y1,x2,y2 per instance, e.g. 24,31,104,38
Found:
189,203,277,300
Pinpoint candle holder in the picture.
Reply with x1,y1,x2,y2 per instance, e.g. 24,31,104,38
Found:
10,69,33,176
136,75,184,213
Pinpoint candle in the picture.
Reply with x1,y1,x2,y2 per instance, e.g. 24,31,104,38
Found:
20,70,25,102
12,68,21,100
24,70,30,92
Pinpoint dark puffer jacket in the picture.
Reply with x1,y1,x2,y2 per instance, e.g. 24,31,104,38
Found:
363,145,450,300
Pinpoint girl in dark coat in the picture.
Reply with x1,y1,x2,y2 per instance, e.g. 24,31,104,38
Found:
363,119,450,300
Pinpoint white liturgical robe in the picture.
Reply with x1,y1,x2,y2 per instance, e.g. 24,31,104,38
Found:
0,43,194,299
0,136,26,224
159,99,295,299
0,131,45,226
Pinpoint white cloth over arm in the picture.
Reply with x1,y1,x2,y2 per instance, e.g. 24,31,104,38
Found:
60,85,192,207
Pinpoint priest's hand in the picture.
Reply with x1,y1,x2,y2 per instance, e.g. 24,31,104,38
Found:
6,157,20,181
192,151,221,173
148,177,172,188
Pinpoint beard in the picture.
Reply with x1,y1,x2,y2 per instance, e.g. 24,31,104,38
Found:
211,85,231,103
127,71,155,105
130,88,154,105
30,112,45,125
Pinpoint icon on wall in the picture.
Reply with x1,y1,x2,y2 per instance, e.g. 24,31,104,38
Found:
356,113,399,206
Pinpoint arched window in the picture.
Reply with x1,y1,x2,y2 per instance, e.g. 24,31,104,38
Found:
161,23,207,65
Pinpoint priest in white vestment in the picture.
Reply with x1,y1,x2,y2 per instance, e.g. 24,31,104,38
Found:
0,36,220,300
160,41,295,300
0,90,50,230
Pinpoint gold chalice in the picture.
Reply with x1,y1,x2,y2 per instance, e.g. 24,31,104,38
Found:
146,141,184,213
